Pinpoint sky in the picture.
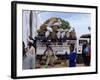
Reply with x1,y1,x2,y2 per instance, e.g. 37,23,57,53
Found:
37,11,91,38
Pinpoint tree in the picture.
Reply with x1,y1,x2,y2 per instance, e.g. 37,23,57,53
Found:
60,19,70,29
37,17,71,36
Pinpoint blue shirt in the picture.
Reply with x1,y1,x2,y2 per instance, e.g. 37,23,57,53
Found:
69,52,76,67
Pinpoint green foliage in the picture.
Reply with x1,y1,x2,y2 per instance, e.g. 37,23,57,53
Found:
37,17,71,36
52,26,58,32
60,19,70,29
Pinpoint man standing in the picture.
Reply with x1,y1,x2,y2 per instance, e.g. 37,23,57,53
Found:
44,44,56,68
23,40,36,69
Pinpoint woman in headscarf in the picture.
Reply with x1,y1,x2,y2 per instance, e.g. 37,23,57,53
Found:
23,40,36,69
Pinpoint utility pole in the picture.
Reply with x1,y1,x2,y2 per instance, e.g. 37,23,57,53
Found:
30,10,33,37
29,11,44,38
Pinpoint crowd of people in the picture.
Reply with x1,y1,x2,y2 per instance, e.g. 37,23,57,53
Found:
22,36,91,69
